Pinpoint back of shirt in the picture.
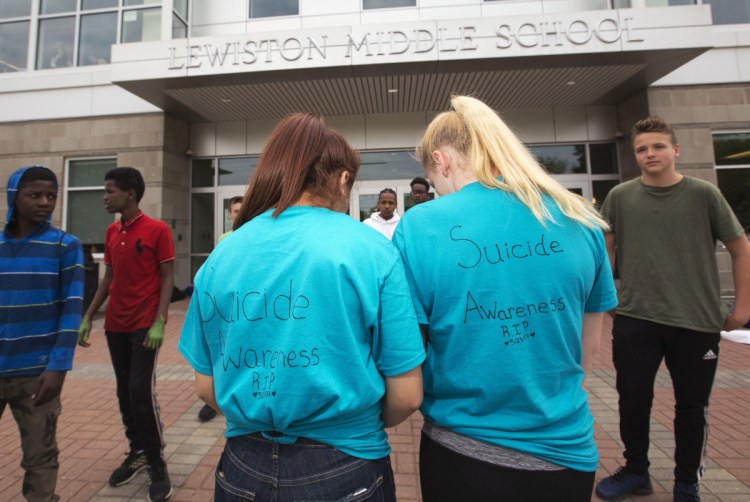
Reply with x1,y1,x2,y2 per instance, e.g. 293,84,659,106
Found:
393,182,616,472
179,206,424,460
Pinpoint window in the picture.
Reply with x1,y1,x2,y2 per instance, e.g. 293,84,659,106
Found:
172,0,188,39
0,20,29,72
703,0,750,25
23,1,163,69
0,0,31,19
250,0,298,18
363,0,416,9
713,132,750,234
65,158,117,254
528,142,620,206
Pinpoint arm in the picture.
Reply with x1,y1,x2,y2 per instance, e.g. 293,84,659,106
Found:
604,232,616,275
723,235,750,331
37,239,85,404
78,265,112,347
195,371,220,412
382,365,423,428
144,260,174,350
581,312,604,377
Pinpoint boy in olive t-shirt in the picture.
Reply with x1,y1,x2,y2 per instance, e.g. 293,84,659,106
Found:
595,117,750,502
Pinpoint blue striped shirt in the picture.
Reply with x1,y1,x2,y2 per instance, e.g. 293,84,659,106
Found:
0,223,84,376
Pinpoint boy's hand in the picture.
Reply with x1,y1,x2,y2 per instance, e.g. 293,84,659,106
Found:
144,316,166,350
78,314,91,347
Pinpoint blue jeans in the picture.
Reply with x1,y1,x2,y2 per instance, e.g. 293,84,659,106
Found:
215,433,396,502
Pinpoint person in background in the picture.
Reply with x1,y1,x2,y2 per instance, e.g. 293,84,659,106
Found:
217,196,243,243
409,176,431,206
198,195,244,423
1,166,84,502
179,112,424,502
363,188,400,240
393,95,617,501
594,117,750,502
77,167,175,502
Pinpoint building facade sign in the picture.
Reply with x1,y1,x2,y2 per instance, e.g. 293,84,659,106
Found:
167,17,643,70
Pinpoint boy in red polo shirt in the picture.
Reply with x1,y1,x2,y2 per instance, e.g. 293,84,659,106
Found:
78,167,175,502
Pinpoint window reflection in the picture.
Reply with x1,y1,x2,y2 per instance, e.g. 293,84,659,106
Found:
0,21,29,72
528,144,586,175
0,0,31,19
37,16,74,69
79,12,116,65
121,8,161,43
250,0,299,18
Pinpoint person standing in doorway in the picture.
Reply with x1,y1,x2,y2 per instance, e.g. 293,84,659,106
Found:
363,188,400,240
595,117,750,502
77,167,175,502
196,194,244,423
409,176,431,206
1,166,84,502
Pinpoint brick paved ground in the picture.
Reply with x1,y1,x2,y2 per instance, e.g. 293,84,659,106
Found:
2,300,749,501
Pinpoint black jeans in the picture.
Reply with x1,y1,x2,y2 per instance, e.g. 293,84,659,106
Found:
612,315,720,485
106,329,165,465
419,432,595,502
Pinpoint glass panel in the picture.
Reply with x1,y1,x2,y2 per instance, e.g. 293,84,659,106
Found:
717,168,750,235
174,0,188,18
40,0,76,15
124,0,161,5
704,0,750,25
172,13,186,39
79,12,116,65
121,7,160,43
69,159,116,187
612,0,631,7
358,151,423,181
0,0,31,18
528,144,586,175
82,0,118,10
250,0,298,18
191,255,208,282
592,179,620,210
359,193,379,222
714,133,750,166
590,143,618,175
0,21,29,72
191,193,214,253
363,0,416,8
66,190,111,249
644,0,695,5
218,157,259,186
192,159,214,187
37,16,75,69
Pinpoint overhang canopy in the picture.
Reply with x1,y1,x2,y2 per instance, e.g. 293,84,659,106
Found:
111,5,713,123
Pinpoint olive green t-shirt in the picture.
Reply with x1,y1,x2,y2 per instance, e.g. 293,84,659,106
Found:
600,176,744,333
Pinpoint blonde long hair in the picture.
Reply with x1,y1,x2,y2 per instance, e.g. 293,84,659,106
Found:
418,95,608,230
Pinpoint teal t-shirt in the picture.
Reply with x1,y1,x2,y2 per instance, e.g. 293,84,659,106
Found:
392,182,617,472
179,207,425,460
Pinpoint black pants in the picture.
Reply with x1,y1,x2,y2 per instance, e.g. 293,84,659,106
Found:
612,315,719,485
419,432,595,501
106,329,165,465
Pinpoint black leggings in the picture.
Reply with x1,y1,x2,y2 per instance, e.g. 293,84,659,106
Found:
419,432,595,502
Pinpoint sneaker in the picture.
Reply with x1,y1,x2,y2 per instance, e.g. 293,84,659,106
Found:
674,482,701,502
595,467,653,501
109,450,147,487
198,404,217,422
147,462,173,502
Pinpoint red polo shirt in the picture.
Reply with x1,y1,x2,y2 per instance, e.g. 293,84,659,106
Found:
104,210,175,332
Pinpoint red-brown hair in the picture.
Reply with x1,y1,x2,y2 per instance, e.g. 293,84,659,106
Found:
235,113,359,227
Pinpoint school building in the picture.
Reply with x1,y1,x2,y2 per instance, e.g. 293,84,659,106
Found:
1,0,748,290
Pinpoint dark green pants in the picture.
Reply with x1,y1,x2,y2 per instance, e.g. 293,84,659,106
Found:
0,376,61,502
